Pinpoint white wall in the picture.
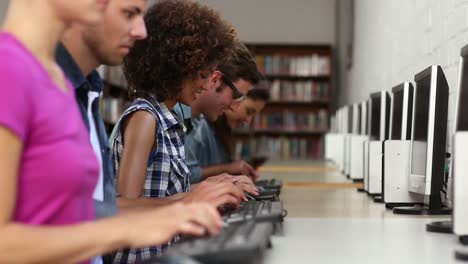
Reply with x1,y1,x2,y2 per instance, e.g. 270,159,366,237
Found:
197,0,336,44
342,0,468,152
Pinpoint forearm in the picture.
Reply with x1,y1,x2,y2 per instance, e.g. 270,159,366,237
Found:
117,193,187,209
0,218,128,264
201,164,232,179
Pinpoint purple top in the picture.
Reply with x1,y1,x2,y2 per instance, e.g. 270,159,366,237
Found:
0,32,99,238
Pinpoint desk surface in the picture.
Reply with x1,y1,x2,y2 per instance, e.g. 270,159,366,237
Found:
258,161,464,264
264,217,463,264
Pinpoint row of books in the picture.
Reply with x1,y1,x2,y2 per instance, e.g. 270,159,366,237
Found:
253,110,328,131
270,80,329,102
100,97,130,124
255,54,331,76
235,137,322,161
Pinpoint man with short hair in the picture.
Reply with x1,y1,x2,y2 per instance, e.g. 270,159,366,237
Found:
175,42,261,183
56,1,249,262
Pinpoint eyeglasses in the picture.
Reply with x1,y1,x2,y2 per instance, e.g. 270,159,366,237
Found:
221,74,245,101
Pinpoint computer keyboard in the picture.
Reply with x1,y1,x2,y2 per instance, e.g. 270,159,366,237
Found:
160,221,273,264
223,200,284,224
256,179,283,190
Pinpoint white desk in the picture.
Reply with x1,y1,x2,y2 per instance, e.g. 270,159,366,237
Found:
264,217,464,264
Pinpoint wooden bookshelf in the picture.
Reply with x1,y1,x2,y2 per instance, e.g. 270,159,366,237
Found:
234,44,333,161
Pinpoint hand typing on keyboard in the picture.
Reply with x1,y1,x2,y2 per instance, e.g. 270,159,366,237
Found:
183,181,245,208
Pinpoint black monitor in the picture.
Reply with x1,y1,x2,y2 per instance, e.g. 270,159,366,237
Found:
408,65,449,208
360,101,367,136
352,103,361,134
369,91,390,141
390,82,414,140
348,105,353,134
456,46,468,132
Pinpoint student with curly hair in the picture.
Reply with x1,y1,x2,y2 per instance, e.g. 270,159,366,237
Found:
109,1,245,262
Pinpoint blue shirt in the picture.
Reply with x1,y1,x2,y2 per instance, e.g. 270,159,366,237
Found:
55,44,118,219
174,103,204,183
189,115,231,169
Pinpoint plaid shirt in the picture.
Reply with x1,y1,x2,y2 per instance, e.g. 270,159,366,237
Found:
109,98,190,263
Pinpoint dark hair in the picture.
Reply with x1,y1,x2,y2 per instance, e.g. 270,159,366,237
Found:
217,41,259,85
123,0,236,101
247,81,271,101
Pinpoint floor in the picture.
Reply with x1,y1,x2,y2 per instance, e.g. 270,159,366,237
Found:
258,160,465,264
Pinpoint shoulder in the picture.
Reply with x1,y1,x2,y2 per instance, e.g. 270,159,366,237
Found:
123,110,158,146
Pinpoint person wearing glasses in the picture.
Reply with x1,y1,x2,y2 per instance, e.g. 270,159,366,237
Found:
190,84,271,178
175,41,261,183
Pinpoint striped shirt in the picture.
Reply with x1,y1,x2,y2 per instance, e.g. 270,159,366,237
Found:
109,98,190,263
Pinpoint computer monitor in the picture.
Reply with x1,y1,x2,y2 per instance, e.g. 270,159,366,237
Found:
348,104,353,134
455,45,468,132
361,101,368,136
369,91,390,141
408,66,449,209
390,82,414,140
341,106,349,134
453,45,468,239
352,103,361,134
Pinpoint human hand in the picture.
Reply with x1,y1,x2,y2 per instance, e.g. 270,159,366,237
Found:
228,160,260,181
182,181,245,207
121,203,222,248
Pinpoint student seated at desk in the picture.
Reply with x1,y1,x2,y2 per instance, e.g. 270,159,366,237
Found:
188,86,270,179
174,41,261,185
109,1,246,262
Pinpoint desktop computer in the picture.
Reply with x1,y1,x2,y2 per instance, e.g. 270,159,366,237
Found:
382,82,424,208
344,105,353,177
350,101,369,182
431,45,468,238
335,107,347,172
367,91,390,198
358,99,371,192
393,65,451,215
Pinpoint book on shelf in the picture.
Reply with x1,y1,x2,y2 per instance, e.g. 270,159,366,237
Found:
234,136,322,161
255,54,330,76
270,80,329,102
253,110,328,132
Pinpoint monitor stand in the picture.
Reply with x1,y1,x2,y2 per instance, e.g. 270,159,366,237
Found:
385,203,422,210
455,247,468,261
426,220,452,234
373,196,384,203
393,205,451,215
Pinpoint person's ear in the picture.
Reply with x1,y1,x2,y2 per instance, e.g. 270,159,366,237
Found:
211,70,223,87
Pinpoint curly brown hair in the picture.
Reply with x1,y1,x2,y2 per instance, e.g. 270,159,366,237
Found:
123,0,236,101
